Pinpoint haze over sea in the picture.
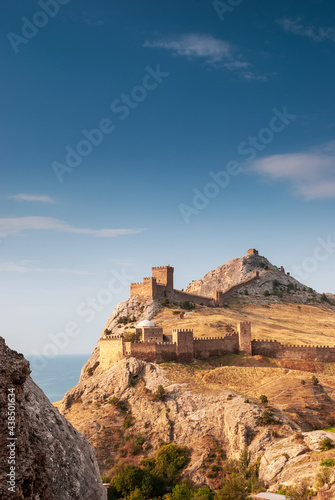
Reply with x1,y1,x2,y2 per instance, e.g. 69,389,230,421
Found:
26,354,90,403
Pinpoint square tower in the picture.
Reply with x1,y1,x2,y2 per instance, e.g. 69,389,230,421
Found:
172,329,193,363
238,321,252,356
152,265,174,291
247,249,259,256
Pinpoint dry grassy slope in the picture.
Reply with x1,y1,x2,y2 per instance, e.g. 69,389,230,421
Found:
153,302,335,347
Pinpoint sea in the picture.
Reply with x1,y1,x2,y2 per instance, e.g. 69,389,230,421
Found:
26,354,90,403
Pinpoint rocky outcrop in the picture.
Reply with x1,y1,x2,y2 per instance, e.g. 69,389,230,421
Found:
259,431,335,492
79,295,160,382
0,337,106,500
184,252,329,305
59,356,335,491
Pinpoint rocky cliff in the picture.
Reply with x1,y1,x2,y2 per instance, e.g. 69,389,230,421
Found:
0,337,106,500
184,251,326,305
56,356,335,495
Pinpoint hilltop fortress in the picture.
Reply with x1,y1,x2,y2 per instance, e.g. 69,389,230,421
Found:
130,250,261,307
99,249,335,370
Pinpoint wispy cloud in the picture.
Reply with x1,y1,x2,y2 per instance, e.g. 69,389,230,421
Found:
0,217,143,238
277,18,335,43
0,260,91,274
8,194,55,204
144,34,234,63
249,142,335,200
144,33,260,76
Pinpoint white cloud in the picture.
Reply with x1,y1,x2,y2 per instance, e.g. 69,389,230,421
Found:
144,34,251,70
0,260,91,274
249,142,335,200
0,217,143,238
277,18,335,42
8,194,55,204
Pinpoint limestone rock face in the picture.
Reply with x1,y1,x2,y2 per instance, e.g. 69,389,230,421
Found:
259,431,335,491
58,357,335,492
183,252,326,304
79,296,160,383
0,337,106,500
58,357,300,486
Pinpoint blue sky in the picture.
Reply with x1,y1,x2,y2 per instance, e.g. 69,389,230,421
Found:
2,0,335,355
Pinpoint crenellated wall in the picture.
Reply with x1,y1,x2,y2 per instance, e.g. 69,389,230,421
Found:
251,339,335,363
100,320,335,370
129,342,157,363
193,334,239,358
156,342,178,363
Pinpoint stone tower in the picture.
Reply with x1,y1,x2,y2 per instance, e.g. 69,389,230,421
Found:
238,321,252,356
172,329,193,363
152,265,174,291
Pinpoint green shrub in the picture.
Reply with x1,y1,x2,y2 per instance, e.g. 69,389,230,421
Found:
172,310,180,315
155,443,190,481
320,437,334,451
320,458,335,467
124,332,141,342
108,396,119,405
86,361,100,377
169,483,192,500
180,301,195,310
321,293,330,303
256,410,280,426
263,290,270,297
312,375,319,385
162,298,170,307
301,379,306,385
135,435,145,446
154,385,166,401
316,466,331,488
117,315,133,325
259,394,268,404
124,416,133,429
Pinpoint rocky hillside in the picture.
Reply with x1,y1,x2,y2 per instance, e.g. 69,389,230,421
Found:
79,295,160,382
0,337,106,500
184,251,329,305
56,356,335,496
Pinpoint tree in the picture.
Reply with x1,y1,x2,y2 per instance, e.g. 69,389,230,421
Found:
155,444,190,482
215,474,249,500
169,483,192,500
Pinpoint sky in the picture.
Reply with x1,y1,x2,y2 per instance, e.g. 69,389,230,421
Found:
2,0,335,356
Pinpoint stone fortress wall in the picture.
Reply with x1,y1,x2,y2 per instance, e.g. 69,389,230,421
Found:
130,264,257,307
99,250,335,369
99,321,335,370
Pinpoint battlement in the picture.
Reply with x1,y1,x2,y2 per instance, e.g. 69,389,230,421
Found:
152,265,174,270
100,336,123,341
247,249,259,255
172,328,193,334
